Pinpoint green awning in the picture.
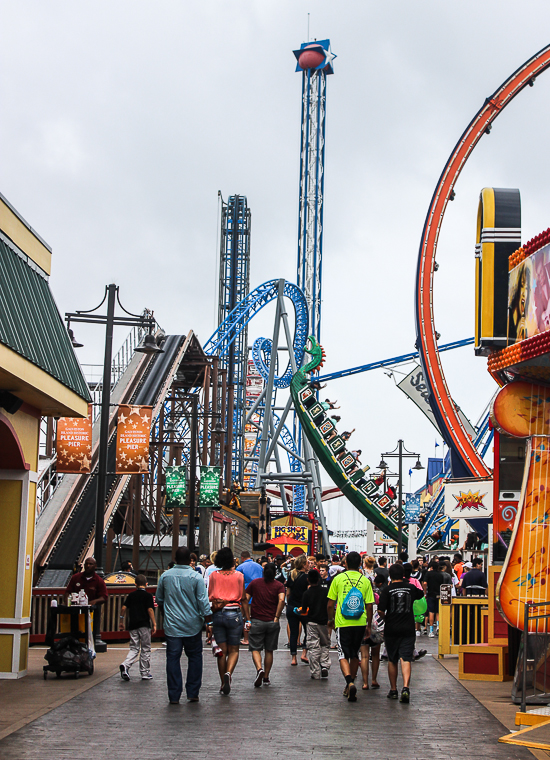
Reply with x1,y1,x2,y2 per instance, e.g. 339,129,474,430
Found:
0,233,91,402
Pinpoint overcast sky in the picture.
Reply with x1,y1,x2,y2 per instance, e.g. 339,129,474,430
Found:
2,2,550,512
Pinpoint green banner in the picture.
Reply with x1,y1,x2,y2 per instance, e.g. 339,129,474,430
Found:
199,466,220,507
165,465,187,514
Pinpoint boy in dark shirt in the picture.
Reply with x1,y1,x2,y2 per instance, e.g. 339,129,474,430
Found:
298,569,331,680
119,574,157,681
377,563,424,703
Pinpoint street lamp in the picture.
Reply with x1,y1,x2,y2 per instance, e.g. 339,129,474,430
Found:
379,440,424,556
66,284,161,576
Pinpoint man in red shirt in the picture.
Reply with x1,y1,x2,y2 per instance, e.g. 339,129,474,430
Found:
65,557,108,644
245,563,286,687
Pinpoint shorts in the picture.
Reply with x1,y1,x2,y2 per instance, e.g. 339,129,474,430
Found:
426,596,439,614
212,607,243,646
336,626,365,661
361,636,381,648
384,636,416,664
248,619,280,652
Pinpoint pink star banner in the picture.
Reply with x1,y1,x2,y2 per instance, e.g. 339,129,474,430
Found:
116,404,153,474
56,404,93,474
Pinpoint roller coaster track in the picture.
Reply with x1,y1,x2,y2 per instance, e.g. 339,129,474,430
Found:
415,43,550,478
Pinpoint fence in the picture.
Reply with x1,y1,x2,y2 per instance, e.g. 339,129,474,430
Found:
30,587,164,644
438,596,489,657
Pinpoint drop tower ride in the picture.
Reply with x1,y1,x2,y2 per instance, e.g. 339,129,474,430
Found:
293,39,336,343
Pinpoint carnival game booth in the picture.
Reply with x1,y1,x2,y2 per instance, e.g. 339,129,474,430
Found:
267,514,316,558
473,199,550,693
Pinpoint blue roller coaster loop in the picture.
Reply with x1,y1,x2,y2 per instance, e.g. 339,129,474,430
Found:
204,279,309,388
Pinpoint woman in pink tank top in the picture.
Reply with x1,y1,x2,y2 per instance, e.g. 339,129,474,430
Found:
207,547,250,695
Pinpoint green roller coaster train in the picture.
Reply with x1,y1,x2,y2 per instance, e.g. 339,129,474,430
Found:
290,336,410,548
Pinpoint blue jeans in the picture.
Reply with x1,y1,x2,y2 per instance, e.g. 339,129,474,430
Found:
212,608,243,646
165,632,203,701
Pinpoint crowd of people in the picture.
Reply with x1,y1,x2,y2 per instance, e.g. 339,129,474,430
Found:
113,546,488,705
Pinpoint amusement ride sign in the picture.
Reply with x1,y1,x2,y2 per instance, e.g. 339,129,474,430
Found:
198,466,221,507
56,405,93,474
115,405,153,474
443,479,493,519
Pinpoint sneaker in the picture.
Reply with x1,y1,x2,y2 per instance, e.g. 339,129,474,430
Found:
141,673,153,680
343,684,349,698
263,677,271,685
387,689,399,699
120,664,130,681
254,668,265,688
421,628,428,636
416,630,421,637
400,687,410,703
347,683,357,702
222,672,232,695
415,649,427,661
428,627,435,638
321,668,329,678
187,697,199,702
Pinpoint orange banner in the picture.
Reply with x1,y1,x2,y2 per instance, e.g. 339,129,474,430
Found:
116,405,152,474
56,405,93,474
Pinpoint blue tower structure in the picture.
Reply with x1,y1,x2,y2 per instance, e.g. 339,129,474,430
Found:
293,39,336,343
218,193,251,483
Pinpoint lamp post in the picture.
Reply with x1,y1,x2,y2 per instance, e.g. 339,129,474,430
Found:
66,284,161,575
378,440,424,557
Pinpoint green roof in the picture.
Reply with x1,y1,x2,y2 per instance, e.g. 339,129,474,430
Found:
0,233,91,402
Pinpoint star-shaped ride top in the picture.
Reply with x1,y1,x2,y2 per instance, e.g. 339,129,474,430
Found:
293,39,336,75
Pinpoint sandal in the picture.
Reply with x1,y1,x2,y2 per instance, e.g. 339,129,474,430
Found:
362,685,369,690
301,657,309,664
371,682,380,689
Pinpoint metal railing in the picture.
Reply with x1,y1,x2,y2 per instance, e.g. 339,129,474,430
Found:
36,456,64,521
518,601,550,712
30,587,164,643
438,596,489,657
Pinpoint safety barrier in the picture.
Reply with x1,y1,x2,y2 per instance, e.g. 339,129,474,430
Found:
438,596,489,657
30,587,164,644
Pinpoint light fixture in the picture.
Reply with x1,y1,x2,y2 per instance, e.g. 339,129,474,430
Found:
164,421,177,434
135,333,164,355
68,327,83,349
378,459,388,470
214,421,226,435
413,458,424,470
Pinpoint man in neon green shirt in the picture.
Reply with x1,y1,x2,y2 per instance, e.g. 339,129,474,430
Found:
327,551,374,702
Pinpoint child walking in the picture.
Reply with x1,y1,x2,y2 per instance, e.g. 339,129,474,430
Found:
119,574,157,680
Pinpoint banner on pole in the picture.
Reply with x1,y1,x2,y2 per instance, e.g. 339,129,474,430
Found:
404,494,422,524
165,465,187,514
116,405,152,474
56,404,93,473
198,466,221,507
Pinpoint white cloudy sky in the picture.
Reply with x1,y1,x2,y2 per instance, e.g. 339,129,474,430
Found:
2,1,550,510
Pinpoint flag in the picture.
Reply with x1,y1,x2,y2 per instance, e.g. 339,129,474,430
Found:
435,441,440,448
408,468,413,477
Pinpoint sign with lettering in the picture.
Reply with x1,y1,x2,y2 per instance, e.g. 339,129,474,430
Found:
404,494,421,524
444,479,493,519
272,525,307,542
198,466,221,507
165,465,187,513
56,405,93,473
440,584,452,605
116,405,152,474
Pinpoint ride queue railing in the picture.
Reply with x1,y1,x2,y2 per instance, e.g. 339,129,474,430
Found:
438,596,489,657
30,587,164,644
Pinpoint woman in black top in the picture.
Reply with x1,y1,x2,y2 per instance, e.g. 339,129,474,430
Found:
286,554,309,665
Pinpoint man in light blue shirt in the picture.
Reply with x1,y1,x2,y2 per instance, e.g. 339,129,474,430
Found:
156,546,212,703
236,551,263,588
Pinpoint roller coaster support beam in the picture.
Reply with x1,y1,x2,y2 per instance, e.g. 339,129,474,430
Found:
316,338,474,383
278,288,331,554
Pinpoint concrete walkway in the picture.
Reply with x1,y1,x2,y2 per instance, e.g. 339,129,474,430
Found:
0,635,538,760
